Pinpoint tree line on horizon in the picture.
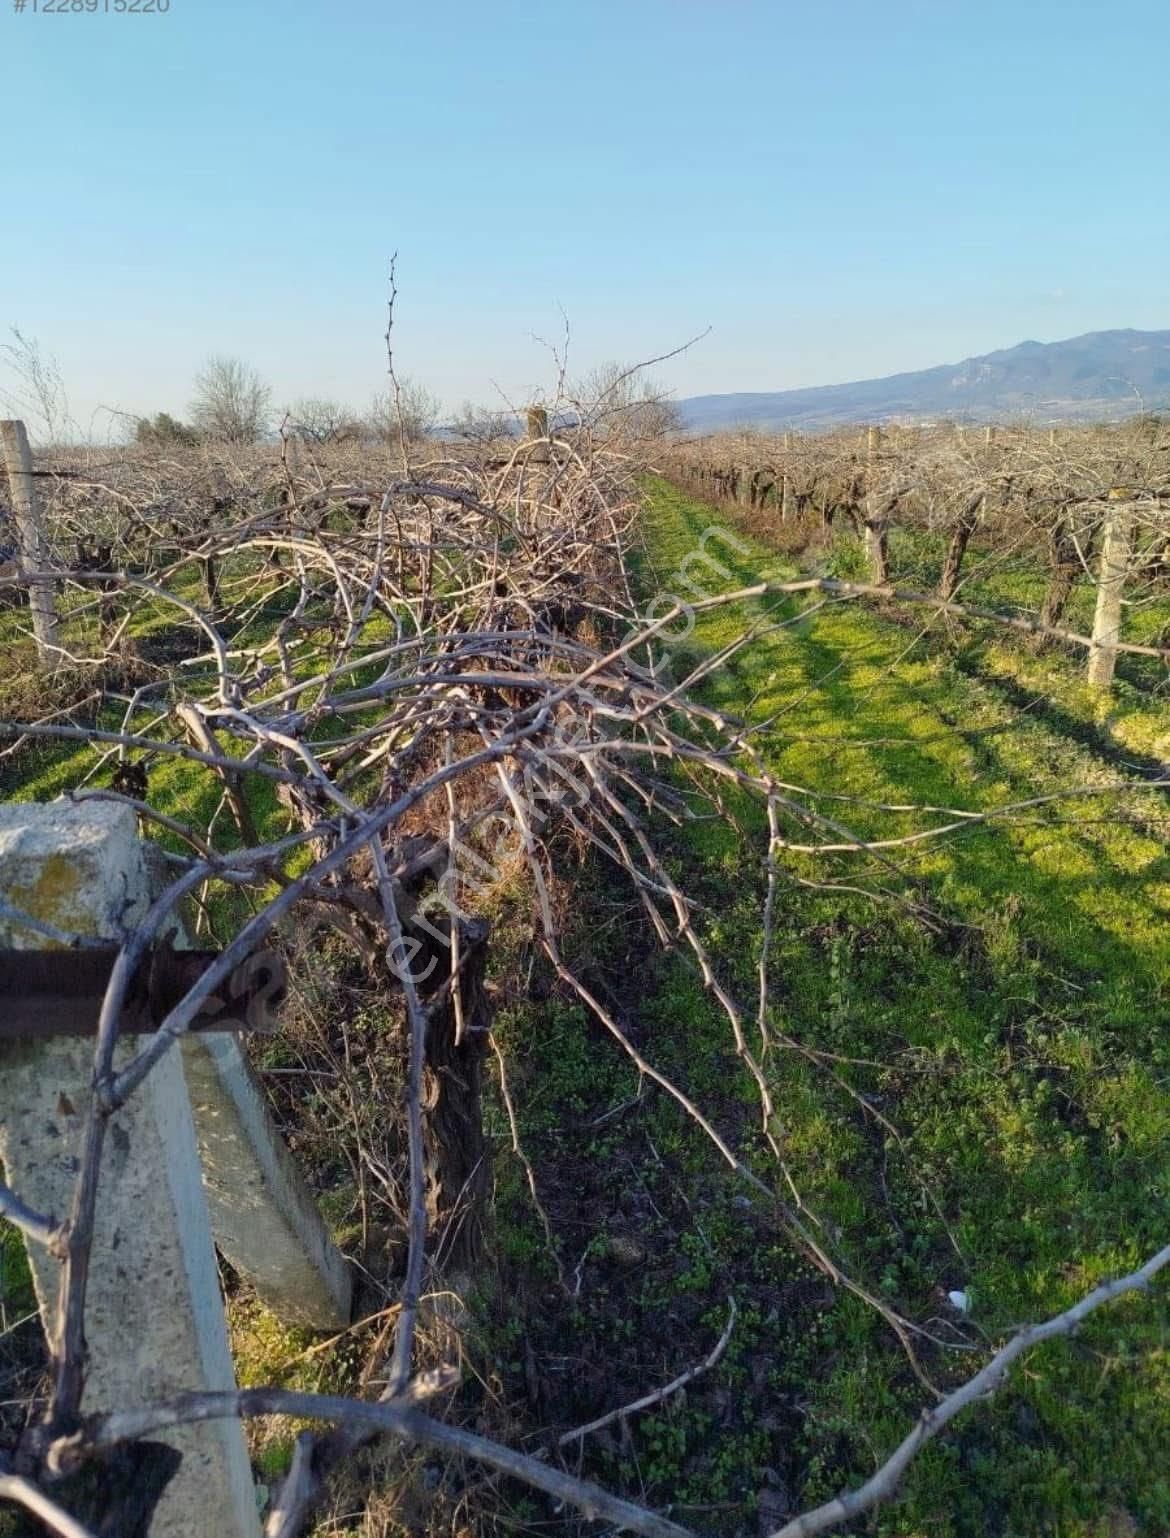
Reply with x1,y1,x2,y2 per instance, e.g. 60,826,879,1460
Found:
134,354,683,450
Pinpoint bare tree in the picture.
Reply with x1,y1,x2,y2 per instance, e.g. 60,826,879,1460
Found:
449,399,517,444
285,397,361,445
0,328,72,445
367,378,441,443
572,359,683,446
190,355,272,444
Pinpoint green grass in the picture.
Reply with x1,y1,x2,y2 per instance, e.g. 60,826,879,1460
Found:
0,555,342,940
0,1220,34,1320
549,478,1170,1535
4,497,1170,1534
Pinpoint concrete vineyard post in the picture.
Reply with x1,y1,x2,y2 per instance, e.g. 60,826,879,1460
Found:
181,1030,353,1329
1,418,60,663
1087,490,1135,690
864,424,890,584
780,431,793,521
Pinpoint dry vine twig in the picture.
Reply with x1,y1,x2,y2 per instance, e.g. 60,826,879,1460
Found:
558,1297,737,1447
771,1241,1170,1538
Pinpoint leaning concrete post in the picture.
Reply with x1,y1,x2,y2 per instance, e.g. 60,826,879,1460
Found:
132,829,351,1327
1087,490,1135,690
182,1032,352,1329
1,418,60,663
0,802,260,1538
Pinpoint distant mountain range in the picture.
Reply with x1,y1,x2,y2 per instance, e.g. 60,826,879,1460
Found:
677,329,1170,433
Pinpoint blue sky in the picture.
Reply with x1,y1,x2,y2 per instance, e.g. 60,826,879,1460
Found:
3,0,1167,431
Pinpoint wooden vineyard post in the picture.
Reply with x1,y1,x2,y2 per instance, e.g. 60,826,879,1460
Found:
526,403,549,443
524,403,550,510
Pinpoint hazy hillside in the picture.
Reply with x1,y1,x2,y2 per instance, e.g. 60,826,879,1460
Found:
678,329,1170,431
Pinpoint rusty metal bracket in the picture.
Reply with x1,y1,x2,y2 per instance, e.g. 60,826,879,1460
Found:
0,942,286,1040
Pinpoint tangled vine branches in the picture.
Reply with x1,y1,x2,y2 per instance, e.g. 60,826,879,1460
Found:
1,408,1168,1538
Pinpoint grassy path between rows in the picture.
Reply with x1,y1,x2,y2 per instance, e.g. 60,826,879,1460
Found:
549,477,1170,1535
